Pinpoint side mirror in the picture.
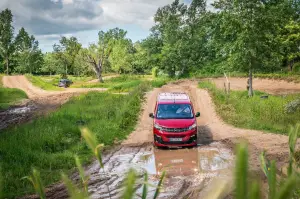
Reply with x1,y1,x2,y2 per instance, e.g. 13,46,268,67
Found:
195,112,200,117
149,113,154,118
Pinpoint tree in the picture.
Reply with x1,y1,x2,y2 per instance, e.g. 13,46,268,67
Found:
14,27,43,74
53,36,82,75
109,39,135,73
280,20,300,71
0,9,14,75
152,0,187,77
78,28,129,82
213,0,283,96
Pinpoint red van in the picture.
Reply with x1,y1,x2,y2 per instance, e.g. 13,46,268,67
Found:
149,92,200,147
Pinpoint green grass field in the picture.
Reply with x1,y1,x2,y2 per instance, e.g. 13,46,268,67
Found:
199,80,300,135
72,75,169,92
0,84,148,198
25,74,64,91
0,74,28,109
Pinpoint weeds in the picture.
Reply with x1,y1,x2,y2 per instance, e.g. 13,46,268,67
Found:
199,80,300,135
22,169,46,199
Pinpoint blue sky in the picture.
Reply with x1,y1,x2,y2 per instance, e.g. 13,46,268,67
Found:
0,0,213,52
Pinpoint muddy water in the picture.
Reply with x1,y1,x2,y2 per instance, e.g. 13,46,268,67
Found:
0,104,37,131
87,142,233,199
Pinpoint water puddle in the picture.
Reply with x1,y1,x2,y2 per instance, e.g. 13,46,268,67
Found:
88,142,234,199
139,143,232,177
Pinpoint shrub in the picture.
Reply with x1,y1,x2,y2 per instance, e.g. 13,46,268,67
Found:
152,67,159,78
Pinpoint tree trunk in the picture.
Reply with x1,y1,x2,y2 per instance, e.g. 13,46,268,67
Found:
6,57,9,75
96,62,104,83
248,69,253,97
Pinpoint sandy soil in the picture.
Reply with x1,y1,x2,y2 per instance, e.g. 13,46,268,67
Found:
211,77,300,95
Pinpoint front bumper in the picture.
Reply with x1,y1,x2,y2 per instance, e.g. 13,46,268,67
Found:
153,128,197,147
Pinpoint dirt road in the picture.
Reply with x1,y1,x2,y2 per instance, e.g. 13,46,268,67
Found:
211,77,300,95
14,79,300,198
45,80,299,199
1,75,107,130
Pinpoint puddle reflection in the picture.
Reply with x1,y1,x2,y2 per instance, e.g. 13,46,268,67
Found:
140,144,233,177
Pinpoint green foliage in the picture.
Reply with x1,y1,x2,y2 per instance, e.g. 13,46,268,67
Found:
0,87,28,109
0,9,14,74
152,67,158,78
199,81,300,135
122,169,137,199
153,171,166,199
292,62,300,74
0,84,147,198
235,143,248,199
61,173,88,199
22,169,46,199
75,155,89,194
14,27,43,74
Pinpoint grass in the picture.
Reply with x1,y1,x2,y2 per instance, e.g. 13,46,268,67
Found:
0,84,149,198
25,74,63,91
72,75,169,92
0,74,28,110
199,80,300,135
193,71,300,83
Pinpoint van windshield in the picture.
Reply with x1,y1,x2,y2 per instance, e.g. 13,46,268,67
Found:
156,104,194,119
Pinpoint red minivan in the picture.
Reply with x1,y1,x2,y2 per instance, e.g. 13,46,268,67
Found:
149,92,200,147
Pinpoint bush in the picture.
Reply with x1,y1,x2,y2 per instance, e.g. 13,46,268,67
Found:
152,67,159,78
292,62,300,74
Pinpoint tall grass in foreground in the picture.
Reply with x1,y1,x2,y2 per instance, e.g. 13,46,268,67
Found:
199,80,300,135
23,125,299,199
0,84,149,198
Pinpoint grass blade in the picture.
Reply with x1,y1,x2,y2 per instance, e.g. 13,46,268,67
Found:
122,169,137,199
268,161,276,199
81,127,98,151
22,168,46,199
75,155,89,194
235,143,248,199
249,181,261,199
61,173,87,199
95,144,104,168
259,152,268,177
153,171,166,199
275,175,297,199
142,173,148,199
0,169,2,199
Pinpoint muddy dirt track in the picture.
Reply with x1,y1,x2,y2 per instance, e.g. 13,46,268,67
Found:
3,76,300,198
211,77,300,95
22,79,300,199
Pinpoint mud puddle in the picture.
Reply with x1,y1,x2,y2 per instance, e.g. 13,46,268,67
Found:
0,104,37,131
86,142,234,199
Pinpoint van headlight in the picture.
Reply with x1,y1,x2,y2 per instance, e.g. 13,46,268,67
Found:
188,123,197,130
154,123,163,130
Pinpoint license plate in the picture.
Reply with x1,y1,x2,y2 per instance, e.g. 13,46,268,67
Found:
169,138,182,142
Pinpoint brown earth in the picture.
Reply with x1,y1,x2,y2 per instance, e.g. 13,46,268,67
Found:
10,78,300,198
211,77,300,95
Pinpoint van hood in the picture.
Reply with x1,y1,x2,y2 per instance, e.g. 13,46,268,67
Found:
154,118,196,128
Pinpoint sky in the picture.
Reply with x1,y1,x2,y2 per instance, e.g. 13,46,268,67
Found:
0,0,214,52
